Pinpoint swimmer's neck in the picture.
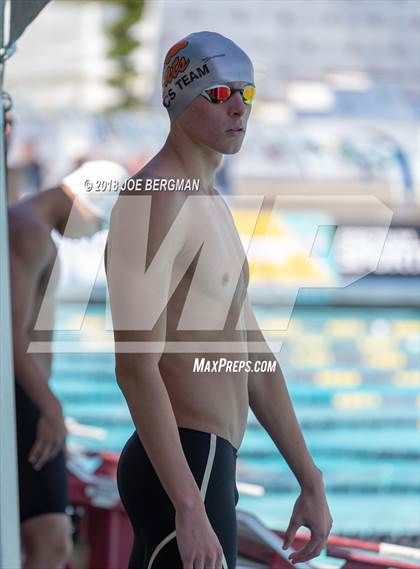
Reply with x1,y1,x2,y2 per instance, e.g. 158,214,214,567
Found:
146,128,223,195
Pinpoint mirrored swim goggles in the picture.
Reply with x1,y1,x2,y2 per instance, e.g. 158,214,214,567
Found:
200,83,256,105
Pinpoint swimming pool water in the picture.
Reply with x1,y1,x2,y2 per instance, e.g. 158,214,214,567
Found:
50,304,420,544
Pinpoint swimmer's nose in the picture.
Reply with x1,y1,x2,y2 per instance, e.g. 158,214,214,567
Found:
227,92,247,117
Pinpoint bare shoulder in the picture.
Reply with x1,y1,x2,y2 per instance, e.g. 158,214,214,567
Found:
115,169,190,230
122,168,186,203
108,171,190,267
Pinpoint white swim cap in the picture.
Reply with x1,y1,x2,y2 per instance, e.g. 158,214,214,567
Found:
62,160,128,222
162,31,254,121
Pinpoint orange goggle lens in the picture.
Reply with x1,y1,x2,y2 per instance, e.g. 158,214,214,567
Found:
203,84,255,105
242,85,256,104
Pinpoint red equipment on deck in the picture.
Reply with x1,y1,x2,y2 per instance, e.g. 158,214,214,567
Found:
67,452,420,569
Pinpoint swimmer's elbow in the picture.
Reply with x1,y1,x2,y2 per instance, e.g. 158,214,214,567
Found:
115,353,161,387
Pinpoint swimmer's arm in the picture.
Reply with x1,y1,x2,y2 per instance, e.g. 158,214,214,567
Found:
106,193,204,512
10,253,62,416
244,295,323,490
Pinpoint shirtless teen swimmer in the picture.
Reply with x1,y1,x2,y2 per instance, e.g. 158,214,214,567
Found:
105,31,333,569
9,160,128,569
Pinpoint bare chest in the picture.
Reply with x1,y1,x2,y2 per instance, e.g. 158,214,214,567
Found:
172,195,249,320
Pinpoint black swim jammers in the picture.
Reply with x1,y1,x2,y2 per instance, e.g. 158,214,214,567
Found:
117,426,240,569
14,380,69,523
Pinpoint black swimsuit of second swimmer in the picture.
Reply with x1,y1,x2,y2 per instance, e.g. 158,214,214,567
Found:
117,427,239,569
15,380,69,523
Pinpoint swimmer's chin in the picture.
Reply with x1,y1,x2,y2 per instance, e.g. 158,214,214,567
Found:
223,148,244,155
208,136,247,155
221,140,246,155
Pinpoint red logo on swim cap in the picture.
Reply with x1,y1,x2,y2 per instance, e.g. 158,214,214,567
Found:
163,57,190,87
164,40,189,65
163,40,190,87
